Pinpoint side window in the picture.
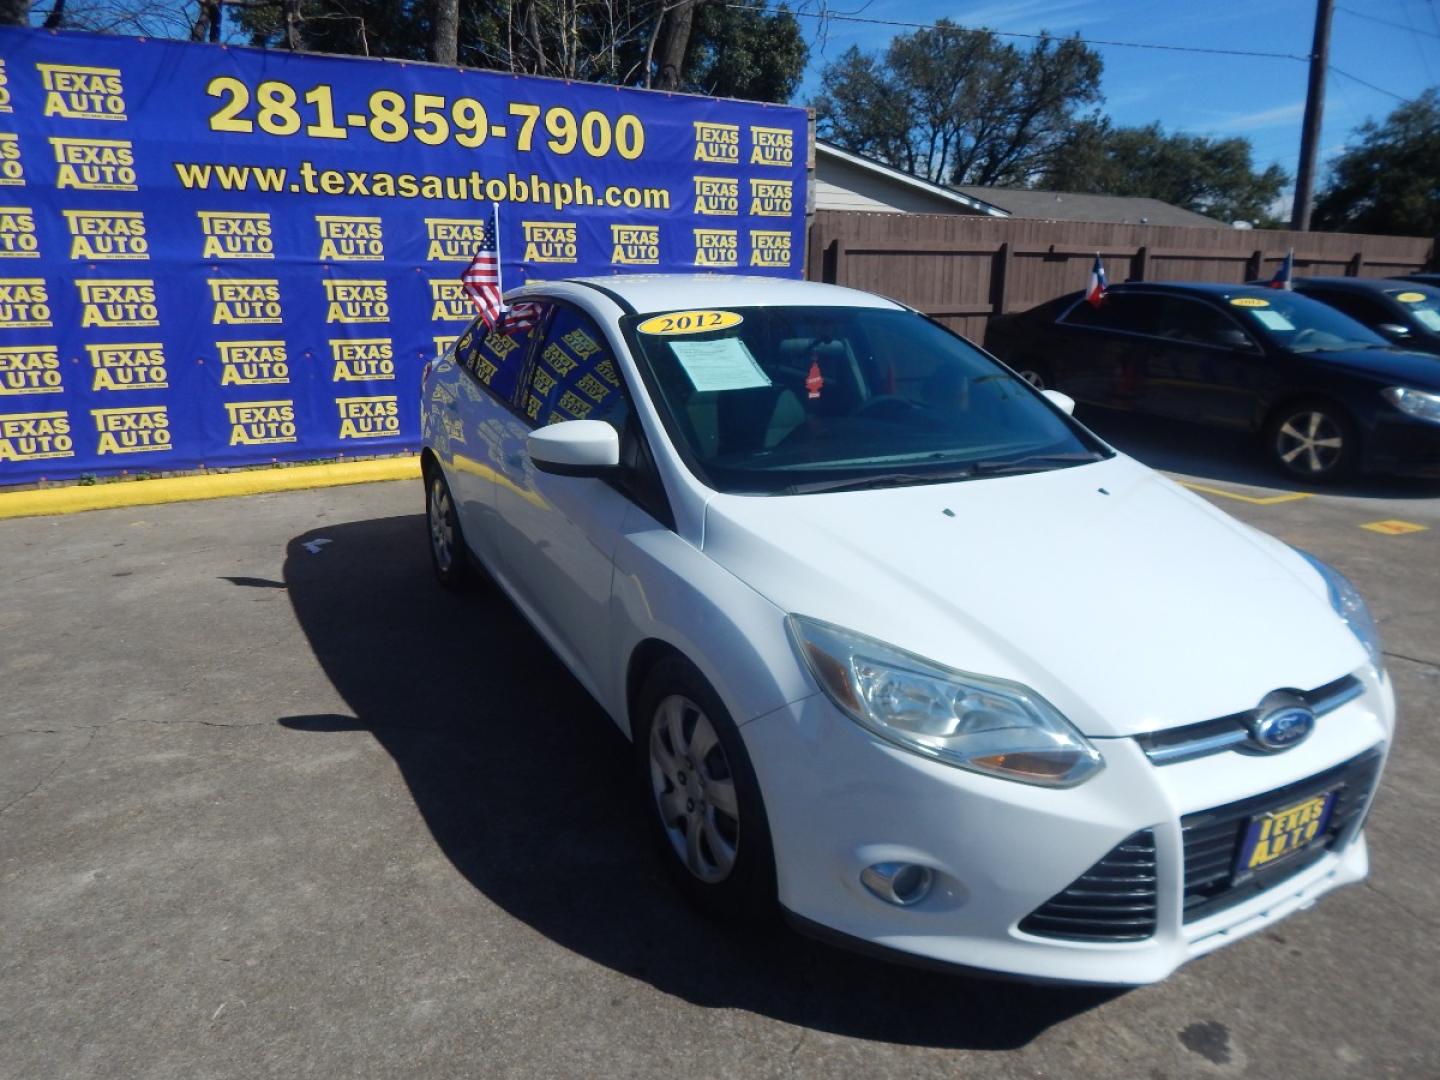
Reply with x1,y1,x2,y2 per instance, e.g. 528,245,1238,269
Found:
1154,297,1256,349
455,313,538,403
1308,290,1385,327
520,306,630,432
1059,294,1163,336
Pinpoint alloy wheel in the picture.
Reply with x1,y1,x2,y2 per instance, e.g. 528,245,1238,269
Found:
428,477,454,573
1275,410,1344,475
648,694,740,884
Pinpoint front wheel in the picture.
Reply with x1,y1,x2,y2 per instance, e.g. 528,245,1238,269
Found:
425,469,470,591
1265,401,1358,481
634,657,775,921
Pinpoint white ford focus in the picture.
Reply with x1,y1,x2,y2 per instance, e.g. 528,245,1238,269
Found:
419,275,1393,985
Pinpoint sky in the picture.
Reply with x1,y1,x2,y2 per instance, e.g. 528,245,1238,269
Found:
794,0,1440,197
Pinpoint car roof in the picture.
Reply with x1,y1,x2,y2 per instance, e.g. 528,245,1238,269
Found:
513,274,903,315
1105,281,1293,301
1293,276,1439,294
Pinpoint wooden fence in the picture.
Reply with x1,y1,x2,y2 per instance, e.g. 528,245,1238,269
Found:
805,210,1436,342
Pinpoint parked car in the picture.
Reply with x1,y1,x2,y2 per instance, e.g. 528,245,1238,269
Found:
1393,272,1440,288
420,275,1394,985
1288,276,1440,355
985,281,1440,479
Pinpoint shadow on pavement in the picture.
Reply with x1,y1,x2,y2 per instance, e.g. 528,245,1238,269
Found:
1078,406,1440,500
280,512,1119,1050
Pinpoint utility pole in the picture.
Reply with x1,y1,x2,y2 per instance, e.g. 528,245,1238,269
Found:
1291,0,1334,231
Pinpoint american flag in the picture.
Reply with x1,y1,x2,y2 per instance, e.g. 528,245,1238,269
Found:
460,206,504,328
501,301,541,335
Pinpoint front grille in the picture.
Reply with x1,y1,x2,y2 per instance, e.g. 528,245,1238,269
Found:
1181,748,1383,923
1137,674,1364,766
1019,830,1158,942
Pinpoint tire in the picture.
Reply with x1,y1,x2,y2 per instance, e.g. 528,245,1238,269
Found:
425,467,470,591
1264,399,1358,482
1014,358,1054,390
634,656,776,922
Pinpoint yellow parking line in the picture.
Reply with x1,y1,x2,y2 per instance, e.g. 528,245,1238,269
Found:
1360,519,1429,536
0,456,420,521
1179,481,1312,506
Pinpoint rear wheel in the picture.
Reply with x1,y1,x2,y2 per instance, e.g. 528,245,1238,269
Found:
1015,358,1054,390
1265,400,1357,481
634,656,775,921
425,469,470,591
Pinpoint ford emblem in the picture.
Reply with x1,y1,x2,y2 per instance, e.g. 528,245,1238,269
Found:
1247,703,1316,752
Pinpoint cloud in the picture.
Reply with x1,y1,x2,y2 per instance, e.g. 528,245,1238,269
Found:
1183,101,1306,134
955,0,1110,33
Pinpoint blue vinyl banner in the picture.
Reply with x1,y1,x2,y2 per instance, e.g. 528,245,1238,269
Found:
0,27,808,483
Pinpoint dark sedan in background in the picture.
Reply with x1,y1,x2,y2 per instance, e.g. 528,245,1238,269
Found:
1287,277,1440,355
984,282,1440,480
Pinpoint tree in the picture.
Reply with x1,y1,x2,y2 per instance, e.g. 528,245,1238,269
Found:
230,1,806,103
1,0,30,25
1313,89,1440,237
812,21,1103,187
1042,120,1289,224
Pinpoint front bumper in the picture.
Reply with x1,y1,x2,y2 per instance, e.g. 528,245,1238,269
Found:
1363,409,1440,477
741,668,1394,985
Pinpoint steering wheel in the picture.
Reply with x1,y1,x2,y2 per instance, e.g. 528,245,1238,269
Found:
1290,328,1324,347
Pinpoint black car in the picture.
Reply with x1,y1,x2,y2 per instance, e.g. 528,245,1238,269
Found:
984,282,1440,480
1394,273,1440,289
1289,276,1440,355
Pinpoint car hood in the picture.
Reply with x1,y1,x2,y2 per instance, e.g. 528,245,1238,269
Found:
701,455,1366,738
1298,345,1440,386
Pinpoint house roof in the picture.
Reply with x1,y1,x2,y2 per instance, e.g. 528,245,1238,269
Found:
815,142,1011,217
951,186,1224,227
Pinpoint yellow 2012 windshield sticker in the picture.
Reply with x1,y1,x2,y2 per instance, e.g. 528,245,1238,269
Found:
636,310,743,335
1395,291,1427,303
1230,297,1271,308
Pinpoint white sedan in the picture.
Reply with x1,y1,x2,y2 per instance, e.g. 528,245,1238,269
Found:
419,274,1393,985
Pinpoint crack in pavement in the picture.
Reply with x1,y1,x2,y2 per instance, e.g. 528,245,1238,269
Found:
0,728,96,817
1362,880,1436,929
0,716,279,739
1384,651,1440,673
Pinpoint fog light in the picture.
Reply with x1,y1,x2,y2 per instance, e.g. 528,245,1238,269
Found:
860,862,934,906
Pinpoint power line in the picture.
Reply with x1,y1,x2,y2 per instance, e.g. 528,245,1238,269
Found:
1329,65,1413,102
1335,5,1440,41
723,5,1313,62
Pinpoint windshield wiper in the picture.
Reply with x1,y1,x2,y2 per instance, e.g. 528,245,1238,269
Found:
970,451,1103,476
776,470,973,496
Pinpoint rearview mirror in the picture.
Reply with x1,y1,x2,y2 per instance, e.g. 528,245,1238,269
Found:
1377,322,1411,338
1042,389,1076,416
527,420,620,477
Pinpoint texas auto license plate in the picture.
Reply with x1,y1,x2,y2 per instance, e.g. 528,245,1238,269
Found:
1234,790,1338,881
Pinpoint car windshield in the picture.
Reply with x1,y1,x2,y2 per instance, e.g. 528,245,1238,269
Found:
1228,292,1389,352
1388,288,1440,333
623,305,1108,495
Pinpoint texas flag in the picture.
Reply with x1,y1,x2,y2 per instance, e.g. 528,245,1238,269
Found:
1268,249,1295,290
1086,253,1108,308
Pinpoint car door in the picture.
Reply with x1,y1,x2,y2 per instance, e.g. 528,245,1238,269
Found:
1134,296,1268,428
447,314,539,568
489,300,655,696
1051,293,1161,408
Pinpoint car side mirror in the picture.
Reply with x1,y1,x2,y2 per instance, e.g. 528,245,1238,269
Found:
527,420,620,477
1042,389,1076,416
1377,322,1411,338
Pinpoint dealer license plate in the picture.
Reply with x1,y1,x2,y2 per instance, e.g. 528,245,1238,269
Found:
1234,790,1338,881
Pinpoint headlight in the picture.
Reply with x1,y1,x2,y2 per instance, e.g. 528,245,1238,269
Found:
1295,550,1384,671
786,615,1103,788
1382,386,1440,424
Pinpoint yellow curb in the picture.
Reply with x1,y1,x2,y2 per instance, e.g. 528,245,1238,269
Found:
0,457,421,521
1179,481,1312,506
1360,519,1428,536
